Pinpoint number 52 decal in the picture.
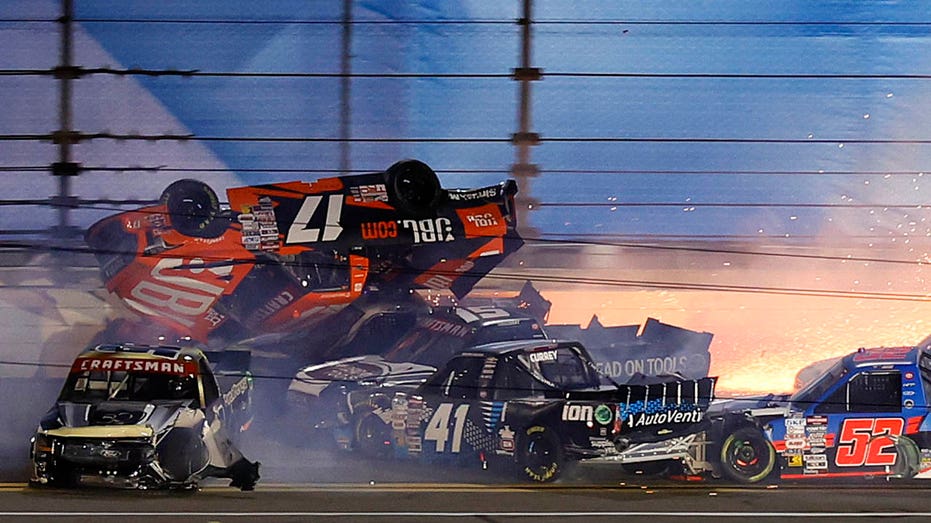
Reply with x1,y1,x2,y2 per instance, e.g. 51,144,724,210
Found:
835,417,904,467
424,403,469,453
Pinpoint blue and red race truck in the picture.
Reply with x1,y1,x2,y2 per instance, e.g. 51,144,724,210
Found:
701,346,931,483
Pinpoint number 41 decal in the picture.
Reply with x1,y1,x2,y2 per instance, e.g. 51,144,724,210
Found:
286,195,343,244
425,403,469,453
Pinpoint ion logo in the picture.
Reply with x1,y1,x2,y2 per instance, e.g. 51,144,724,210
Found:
562,404,593,422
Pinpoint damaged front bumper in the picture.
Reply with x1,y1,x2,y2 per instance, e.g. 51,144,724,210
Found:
30,425,175,489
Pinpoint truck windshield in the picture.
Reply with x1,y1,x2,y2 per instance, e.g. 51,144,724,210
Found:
790,358,847,410
517,346,599,391
60,370,199,404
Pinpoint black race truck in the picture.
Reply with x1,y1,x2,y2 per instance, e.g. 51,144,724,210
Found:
334,339,716,482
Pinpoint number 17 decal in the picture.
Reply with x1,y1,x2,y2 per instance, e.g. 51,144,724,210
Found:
425,403,469,453
286,195,344,244
835,418,904,467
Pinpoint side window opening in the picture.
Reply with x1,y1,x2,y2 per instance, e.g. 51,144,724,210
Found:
491,361,543,400
849,371,901,413
422,357,485,400
814,371,902,414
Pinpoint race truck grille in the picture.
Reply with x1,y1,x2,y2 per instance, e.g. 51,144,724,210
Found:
59,438,155,465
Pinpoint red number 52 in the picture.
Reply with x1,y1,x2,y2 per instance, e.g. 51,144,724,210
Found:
835,418,904,467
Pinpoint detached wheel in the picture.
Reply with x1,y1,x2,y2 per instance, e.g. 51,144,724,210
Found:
720,426,776,483
517,425,564,483
385,159,443,216
353,407,392,459
160,179,222,237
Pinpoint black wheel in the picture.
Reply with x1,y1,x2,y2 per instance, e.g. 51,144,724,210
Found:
517,425,564,483
719,426,776,484
890,435,921,479
353,407,392,458
160,179,222,237
385,159,443,216
156,428,210,482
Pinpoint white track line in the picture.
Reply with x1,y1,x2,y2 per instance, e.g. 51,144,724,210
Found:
1,512,931,518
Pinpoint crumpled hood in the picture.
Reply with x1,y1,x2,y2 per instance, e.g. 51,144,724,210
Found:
290,355,436,398
53,401,193,434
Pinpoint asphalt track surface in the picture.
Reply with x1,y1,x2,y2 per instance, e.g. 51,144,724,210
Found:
3,478,931,523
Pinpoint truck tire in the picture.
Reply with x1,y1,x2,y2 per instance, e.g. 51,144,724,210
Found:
719,426,776,483
517,425,564,482
385,159,443,216
891,435,921,479
353,407,392,458
160,179,222,238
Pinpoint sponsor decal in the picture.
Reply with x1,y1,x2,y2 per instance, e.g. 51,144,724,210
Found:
248,291,296,326
350,183,389,203
456,204,506,239
95,411,137,425
625,408,703,428
594,356,690,379
785,415,807,449
223,376,251,406
421,318,472,338
787,454,803,467
360,221,398,240
528,350,557,363
594,404,613,425
125,257,237,330
447,187,501,202
466,212,499,228
562,404,594,422
400,218,454,243
497,425,515,454
804,453,828,471
414,259,474,290
204,309,225,328
239,196,280,251
852,346,913,363
72,357,196,375
99,449,122,459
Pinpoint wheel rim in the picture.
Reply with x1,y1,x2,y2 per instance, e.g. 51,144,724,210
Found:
357,415,389,455
525,435,557,475
727,438,767,477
